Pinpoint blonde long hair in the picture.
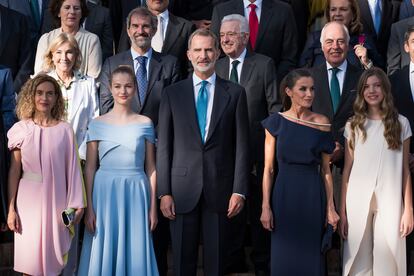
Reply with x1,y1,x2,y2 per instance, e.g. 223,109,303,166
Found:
348,67,401,150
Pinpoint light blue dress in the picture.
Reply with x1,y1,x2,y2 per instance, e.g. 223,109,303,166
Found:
78,120,159,276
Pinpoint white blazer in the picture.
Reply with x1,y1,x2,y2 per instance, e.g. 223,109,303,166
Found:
48,71,99,160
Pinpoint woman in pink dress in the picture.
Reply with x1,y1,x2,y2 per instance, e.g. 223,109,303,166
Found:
6,74,85,276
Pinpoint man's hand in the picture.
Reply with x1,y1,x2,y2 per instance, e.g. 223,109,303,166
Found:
227,194,245,218
192,19,211,29
160,195,176,220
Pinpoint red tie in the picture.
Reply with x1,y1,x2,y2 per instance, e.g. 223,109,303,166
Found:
249,3,259,49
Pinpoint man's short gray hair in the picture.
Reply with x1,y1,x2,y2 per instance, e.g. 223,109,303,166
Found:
221,14,249,33
320,22,350,45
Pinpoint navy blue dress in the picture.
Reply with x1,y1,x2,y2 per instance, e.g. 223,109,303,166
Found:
262,113,335,275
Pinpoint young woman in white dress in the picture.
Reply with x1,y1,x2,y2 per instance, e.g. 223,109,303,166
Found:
339,67,414,276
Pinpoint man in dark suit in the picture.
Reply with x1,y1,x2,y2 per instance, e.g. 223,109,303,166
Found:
311,22,362,157
389,26,414,273
98,8,179,275
99,7,180,124
215,14,277,275
210,0,298,82
357,0,400,61
157,28,250,276
118,0,195,76
310,23,362,272
387,17,414,76
0,0,49,45
41,0,114,60
0,5,33,92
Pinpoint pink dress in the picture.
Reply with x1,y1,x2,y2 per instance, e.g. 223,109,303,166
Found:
7,120,85,276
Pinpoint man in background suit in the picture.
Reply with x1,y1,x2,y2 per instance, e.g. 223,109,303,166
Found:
387,17,414,75
357,0,400,61
215,14,278,275
118,0,195,76
157,28,250,276
0,5,33,92
98,8,179,274
310,23,362,272
41,0,114,60
210,0,298,82
0,0,49,45
389,26,414,273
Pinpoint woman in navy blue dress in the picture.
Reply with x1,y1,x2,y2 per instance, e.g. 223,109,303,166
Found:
261,69,340,275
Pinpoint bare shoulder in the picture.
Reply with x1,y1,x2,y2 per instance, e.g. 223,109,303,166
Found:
310,113,331,131
131,114,153,124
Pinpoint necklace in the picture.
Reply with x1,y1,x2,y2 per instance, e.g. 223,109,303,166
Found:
279,112,332,127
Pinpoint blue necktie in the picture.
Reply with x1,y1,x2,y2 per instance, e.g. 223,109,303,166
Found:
374,0,381,35
136,56,148,105
196,80,208,142
330,68,341,113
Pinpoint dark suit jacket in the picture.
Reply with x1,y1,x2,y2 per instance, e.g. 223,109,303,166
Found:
41,2,114,60
389,65,414,152
0,5,33,92
169,0,229,20
98,50,181,127
0,0,49,43
358,0,400,60
387,17,414,76
210,0,298,81
399,0,414,20
118,13,195,76
215,51,278,165
157,76,250,213
310,62,362,146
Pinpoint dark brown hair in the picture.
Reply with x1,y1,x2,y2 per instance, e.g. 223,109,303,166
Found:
49,0,89,27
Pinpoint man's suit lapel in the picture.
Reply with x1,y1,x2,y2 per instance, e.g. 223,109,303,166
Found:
315,63,335,119
336,63,358,116
255,0,274,50
143,51,163,111
85,2,97,31
359,0,376,35
162,14,182,53
182,78,204,144
240,52,254,86
215,57,230,80
400,66,414,102
205,77,230,143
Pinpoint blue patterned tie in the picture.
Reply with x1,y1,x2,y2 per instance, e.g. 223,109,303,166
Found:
136,56,148,105
330,67,341,113
374,0,381,35
196,80,208,142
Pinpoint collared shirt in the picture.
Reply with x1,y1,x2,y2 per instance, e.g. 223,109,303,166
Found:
243,0,262,22
409,62,414,101
192,73,216,141
158,9,169,40
368,0,382,22
131,47,152,81
326,60,348,95
228,48,247,81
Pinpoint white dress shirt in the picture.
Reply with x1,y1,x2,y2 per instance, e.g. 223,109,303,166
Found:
192,73,216,141
158,9,169,41
326,60,348,95
368,0,382,22
228,48,247,81
131,47,152,81
243,0,263,22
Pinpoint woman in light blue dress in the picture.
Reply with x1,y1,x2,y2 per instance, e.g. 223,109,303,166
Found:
78,65,159,275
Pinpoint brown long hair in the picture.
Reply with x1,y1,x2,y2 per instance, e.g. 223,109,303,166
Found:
325,0,363,34
348,67,401,150
280,68,313,111
16,75,65,120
